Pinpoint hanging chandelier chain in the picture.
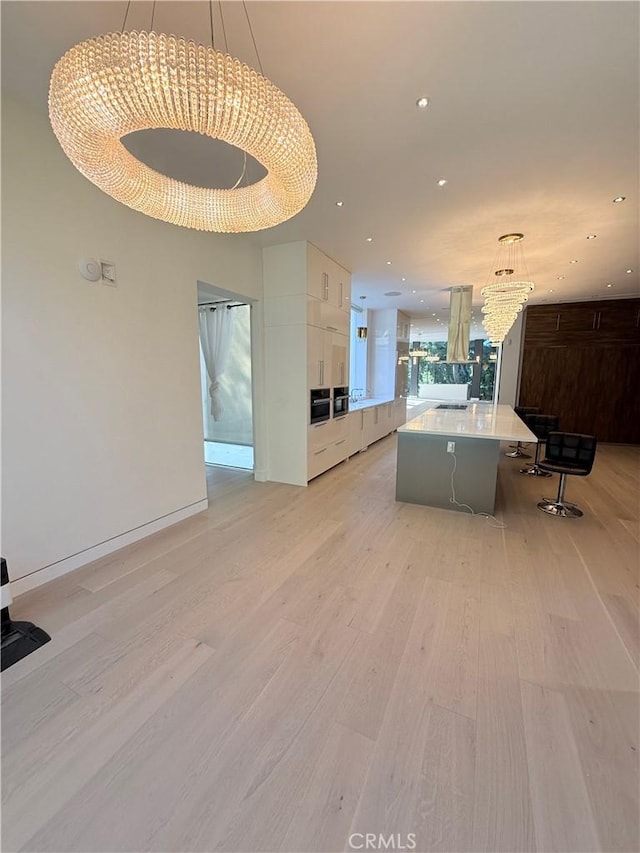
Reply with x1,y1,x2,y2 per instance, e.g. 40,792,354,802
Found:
150,0,156,31
243,1,264,76
218,1,229,54
120,0,131,33
209,0,215,49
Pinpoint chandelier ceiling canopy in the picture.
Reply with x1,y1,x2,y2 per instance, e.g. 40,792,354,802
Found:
48,23,317,233
481,233,535,345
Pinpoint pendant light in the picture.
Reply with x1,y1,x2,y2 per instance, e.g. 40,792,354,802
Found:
48,1,317,233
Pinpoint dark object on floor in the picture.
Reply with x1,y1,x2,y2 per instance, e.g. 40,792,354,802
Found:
1,557,51,671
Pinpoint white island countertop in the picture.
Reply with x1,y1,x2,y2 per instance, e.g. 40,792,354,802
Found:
398,402,537,443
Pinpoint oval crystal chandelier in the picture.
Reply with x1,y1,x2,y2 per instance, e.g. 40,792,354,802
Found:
49,21,317,233
481,234,535,344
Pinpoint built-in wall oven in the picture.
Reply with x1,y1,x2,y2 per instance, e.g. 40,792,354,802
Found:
333,386,349,418
310,388,331,424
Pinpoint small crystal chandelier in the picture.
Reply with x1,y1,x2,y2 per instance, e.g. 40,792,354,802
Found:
481,234,534,344
48,3,317,232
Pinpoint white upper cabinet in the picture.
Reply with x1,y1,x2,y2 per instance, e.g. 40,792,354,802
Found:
307,244,352,315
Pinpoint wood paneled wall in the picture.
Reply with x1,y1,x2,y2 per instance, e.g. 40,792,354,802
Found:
518,298,640,444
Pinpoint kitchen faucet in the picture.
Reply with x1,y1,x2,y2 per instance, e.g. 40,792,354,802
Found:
350,388,364,402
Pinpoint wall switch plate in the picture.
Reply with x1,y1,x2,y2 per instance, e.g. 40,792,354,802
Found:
447,441,455,453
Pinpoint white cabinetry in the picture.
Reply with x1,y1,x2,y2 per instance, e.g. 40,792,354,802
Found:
306,328,348,389
347,400,399,457
264,241,352,485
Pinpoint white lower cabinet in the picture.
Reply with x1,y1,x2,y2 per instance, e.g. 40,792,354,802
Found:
347,400,404,458
307,416,349,481
348,410,365,456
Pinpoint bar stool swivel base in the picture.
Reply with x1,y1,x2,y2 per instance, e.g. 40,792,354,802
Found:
523,465,553,477
537,498,583,518
537,473,583,518
505,443,531,459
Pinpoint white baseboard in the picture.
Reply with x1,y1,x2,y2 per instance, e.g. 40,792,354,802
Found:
9,499,209,598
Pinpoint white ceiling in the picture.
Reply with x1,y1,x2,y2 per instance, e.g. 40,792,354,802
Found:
2,1,639,339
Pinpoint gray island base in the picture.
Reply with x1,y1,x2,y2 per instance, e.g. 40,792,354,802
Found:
395,402,537,515
396,431,501,514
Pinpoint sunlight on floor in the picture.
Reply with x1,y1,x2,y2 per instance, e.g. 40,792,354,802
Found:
204,441,254,470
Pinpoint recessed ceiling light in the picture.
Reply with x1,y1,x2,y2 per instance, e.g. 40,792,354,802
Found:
335,200,344,207
606,283,613,288
437,179,447,187
384,290,402,296
626,269,633,274
586,234,597,240
401,277,406,282
416,97,430,109
386,260,392,265
612,196,626,203
432,313,436,316
420,299,424,303
366,237,373,242
569,259,578,264
557,276,565,280
412,289,416,293
548,289,554,293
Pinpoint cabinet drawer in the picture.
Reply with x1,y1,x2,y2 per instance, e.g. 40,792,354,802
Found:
307,416,347,452
307,436,348,481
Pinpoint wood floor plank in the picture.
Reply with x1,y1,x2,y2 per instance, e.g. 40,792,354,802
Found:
520,680,600,852
348,575,452,844
412,703,476,853
278,722,375,853
561,686,640,853
336,548,427,739
472,629,536,852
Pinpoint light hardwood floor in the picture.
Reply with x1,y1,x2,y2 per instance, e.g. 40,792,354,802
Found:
2,437,639,852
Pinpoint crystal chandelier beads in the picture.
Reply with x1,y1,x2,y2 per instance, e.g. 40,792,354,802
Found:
49,31,318,232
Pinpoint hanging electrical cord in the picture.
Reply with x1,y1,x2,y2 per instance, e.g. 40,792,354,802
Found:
243,0,264,75
121,0,131,33
209,0,215,49
449,452,506,529
218,0,229,53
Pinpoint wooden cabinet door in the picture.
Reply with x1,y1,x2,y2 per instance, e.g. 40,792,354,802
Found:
596,301,640,343
557,305,599,333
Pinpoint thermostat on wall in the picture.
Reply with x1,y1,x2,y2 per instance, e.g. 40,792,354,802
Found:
78,258,101,282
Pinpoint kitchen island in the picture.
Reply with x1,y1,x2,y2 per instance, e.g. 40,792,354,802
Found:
395,402,537,514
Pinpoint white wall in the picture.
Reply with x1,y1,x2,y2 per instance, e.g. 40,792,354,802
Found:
497,312,525,407
200,305,253,446
1,96,263,590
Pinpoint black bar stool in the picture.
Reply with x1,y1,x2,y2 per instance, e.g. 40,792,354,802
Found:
520,414,559,476
537,432,597,518
506,406,540,458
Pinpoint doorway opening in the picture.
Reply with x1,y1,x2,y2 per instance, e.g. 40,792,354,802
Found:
198,282,254,472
